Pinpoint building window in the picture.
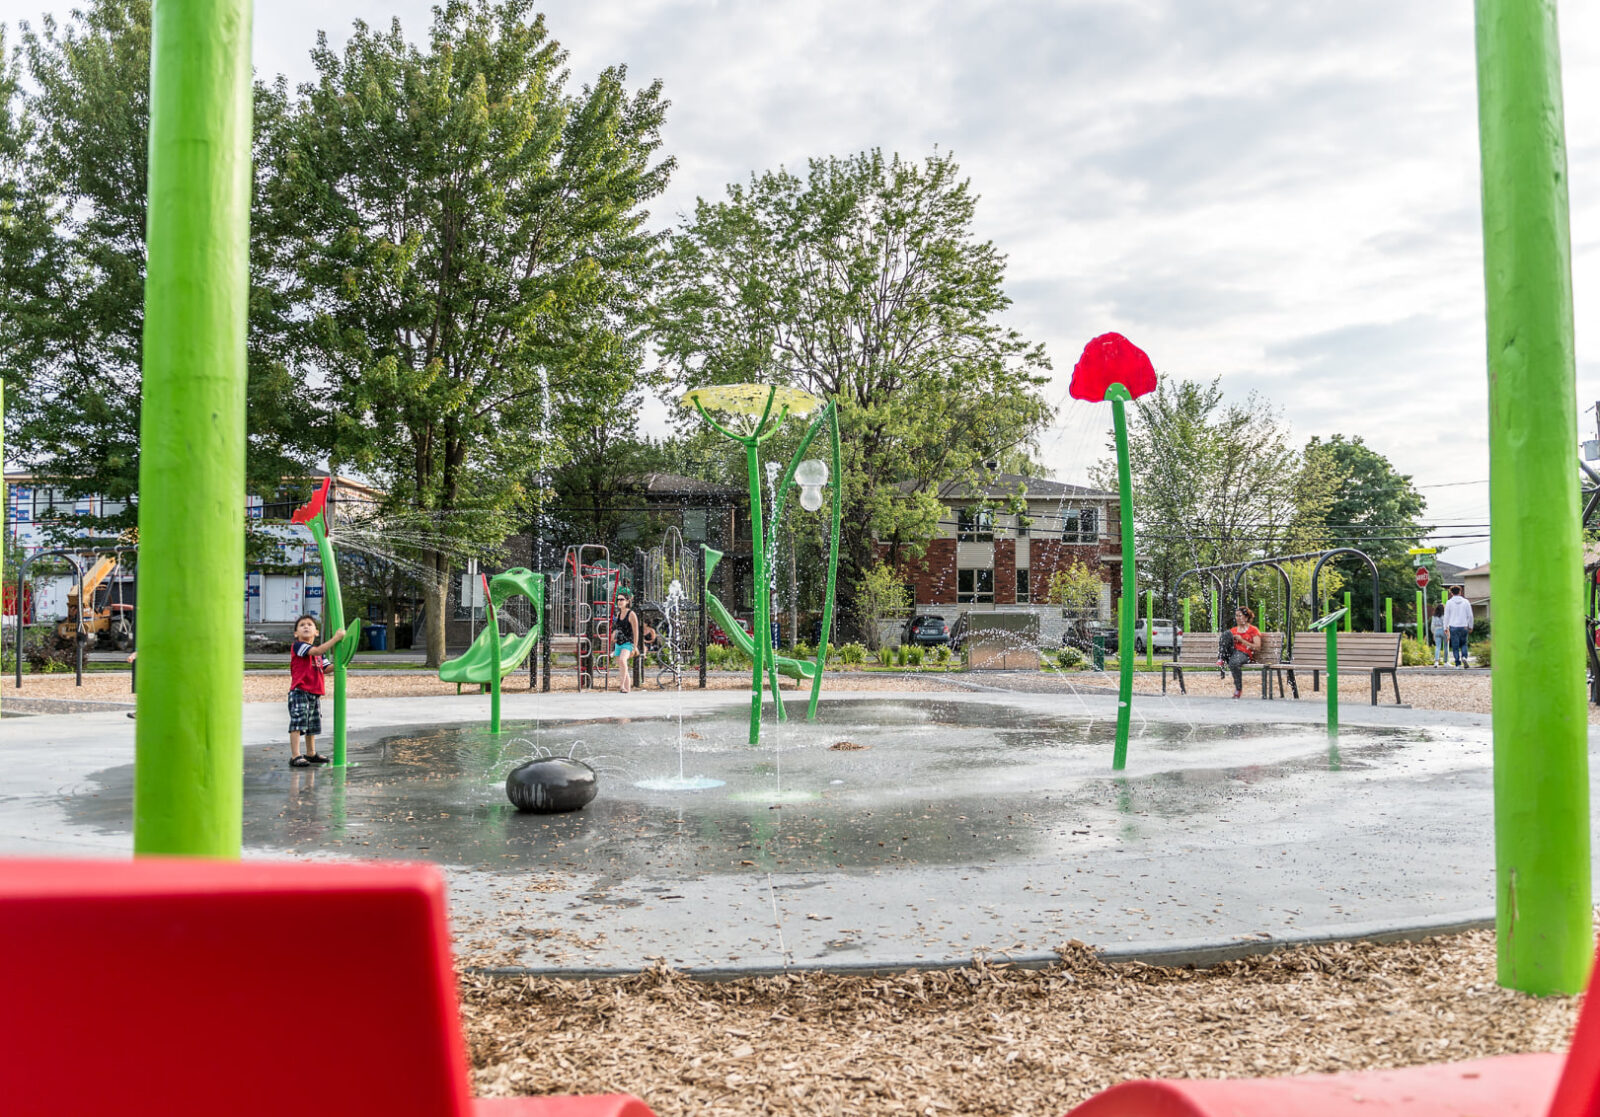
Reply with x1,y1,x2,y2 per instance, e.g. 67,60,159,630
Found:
957,507,994,542
1016,569,1030,603
1062,507,1098,543
1016,514,1031,538
957,568,994,604
36,487,74,520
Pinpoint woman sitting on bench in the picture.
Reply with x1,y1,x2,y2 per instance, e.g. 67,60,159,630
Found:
1216,606,1262,699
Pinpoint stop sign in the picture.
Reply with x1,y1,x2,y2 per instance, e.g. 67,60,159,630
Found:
1415,567,1430,588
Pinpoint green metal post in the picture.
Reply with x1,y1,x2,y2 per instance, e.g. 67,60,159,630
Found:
1108,385,1136,770
133,0,253,858
1386,597,1393,634
745,440,767,743
1476,0,1591,995
1416,589,1423,645
1144,586,1154,668
809,403,843,720
1325,622,1339,738
1343,591,1352,632
1210,587,1218,632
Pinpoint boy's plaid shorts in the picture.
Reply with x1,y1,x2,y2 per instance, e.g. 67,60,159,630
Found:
287,688,322,735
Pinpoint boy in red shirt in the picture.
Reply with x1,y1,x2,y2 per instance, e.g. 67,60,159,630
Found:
288,613,346,767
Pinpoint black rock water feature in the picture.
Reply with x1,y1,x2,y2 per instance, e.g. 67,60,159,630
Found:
506,756,598,813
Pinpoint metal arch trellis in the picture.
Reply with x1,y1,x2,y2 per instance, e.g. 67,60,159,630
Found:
1170,545,1385,661
14,548,88,688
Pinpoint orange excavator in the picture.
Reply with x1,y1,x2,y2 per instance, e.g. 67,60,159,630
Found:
55,556,135,652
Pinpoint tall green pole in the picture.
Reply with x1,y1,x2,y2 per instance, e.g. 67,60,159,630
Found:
486,575,502,733
1325,622,1339,738
1385,597,1393,634
1109,385,1135,771
1415,589,1423,645
1210,586,1218,632
133,0,253,858
1343,591,1352,632
1476,0,1591,995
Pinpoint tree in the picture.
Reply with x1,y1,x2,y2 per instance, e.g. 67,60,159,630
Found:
1302,434,1428,628
267,0,672,664
1095,376,1340,629
8,0,313,542
857,560,910,651
654,149,1052,639
0,26,60,410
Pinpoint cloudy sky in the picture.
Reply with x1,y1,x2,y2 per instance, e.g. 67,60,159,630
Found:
8,0,1600,566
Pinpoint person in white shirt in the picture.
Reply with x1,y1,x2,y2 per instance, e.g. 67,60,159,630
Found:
1442,585,1475,667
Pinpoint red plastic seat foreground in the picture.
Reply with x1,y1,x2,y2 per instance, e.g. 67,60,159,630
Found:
1064,1053,1564,1116
0,858,658,1117
1066,934,1600,1117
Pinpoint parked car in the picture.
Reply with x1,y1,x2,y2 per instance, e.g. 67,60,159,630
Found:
1063,619,1118,655
902,614,950,646
1132,617,1183,654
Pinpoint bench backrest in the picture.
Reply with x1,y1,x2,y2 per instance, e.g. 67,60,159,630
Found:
1173,632,1287,664
1288,631,1402,670
0,858,474,1117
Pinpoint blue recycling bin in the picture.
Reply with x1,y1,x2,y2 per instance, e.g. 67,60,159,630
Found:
365,624,388,651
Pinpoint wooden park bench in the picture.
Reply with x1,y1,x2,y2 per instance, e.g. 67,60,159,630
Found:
1,857,656,1117
1163,632,1286,698
1270,630,1403,706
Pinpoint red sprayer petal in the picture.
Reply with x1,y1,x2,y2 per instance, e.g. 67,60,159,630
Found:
1069,333,1157,403
290,477,331,526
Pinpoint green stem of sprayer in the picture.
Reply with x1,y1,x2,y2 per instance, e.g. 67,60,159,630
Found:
1325,622,1339,738
1108,384,1135,771
133,0,253,858
306,516,356,765
1476,0,1591,996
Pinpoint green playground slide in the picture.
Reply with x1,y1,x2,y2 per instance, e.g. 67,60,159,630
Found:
703,547,815,681
439,567,544,684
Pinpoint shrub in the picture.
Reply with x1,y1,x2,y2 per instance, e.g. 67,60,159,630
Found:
1469,639,1491,668
1472,618,1491,640
896,644,909,666
905,646,924,667
24,627,74,673
791,640,813,661
839,642,866,666
825,642,839,663
1400,636,1433,667
1056,645,1086,670
933,645,951,665
878,646,894,667
706,643,728,669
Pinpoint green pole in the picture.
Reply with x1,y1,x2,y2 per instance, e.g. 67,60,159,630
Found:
745,439,767,744
1183,598,1191,645
133,0,253,858
1386,597,1393,634
1109,385,1136,770
1415,589,1423,645
1144,586,1154,668
1343,591,1352,632
305,515,355,766
1325,621,1339,738
1209,586,1217,632
1476,0,1591,995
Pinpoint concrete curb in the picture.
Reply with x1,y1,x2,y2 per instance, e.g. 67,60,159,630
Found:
469,912,1497,982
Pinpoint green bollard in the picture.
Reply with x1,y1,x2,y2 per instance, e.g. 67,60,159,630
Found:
1343,591,1353,632
1386,597,1393,634
133,0,254,859
1476,0,1592,995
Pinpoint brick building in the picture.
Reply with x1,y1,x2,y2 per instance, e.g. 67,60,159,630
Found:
883,473,1120,643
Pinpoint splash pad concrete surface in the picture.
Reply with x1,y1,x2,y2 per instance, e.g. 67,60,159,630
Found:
0,684,1582,975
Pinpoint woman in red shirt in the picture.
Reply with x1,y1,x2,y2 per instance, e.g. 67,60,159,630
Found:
1222,606,1261,699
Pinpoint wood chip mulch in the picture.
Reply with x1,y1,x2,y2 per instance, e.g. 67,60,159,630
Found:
461,929,1578,1115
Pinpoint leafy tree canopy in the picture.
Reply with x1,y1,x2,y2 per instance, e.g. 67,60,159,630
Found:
653,148,1052,638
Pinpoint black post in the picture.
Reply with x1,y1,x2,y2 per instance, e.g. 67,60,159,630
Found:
540,576,551,693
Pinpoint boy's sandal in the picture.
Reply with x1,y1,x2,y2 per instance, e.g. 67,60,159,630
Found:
289,755,312,768
306,753,331,765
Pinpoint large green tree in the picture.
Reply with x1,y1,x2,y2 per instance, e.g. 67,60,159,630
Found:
1302,434,1428,628
267,0,672,664
1096,376,1341,629
7,0,312,541
653,149,1052,639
